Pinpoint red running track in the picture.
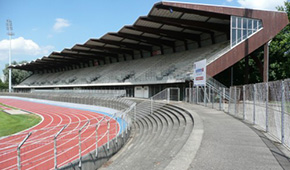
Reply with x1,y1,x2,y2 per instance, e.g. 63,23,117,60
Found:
0,98,118,170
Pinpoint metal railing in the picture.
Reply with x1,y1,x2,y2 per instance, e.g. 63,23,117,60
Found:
135,87,180,121
0,92,136,170
184,78,290,150
184,75,231,112
228,79,290,149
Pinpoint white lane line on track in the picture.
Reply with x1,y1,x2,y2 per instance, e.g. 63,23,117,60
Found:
25,111,95,170
2,111,74,170
0,112,66,166
0,99,110,170
0,111,55,155
0,112,57,154
57,123,112,168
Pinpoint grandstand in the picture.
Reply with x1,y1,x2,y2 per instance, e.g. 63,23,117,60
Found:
19,42,229,87
10,1,288,98
2,1,289,170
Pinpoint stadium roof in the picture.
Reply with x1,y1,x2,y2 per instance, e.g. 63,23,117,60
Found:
10,1,288,77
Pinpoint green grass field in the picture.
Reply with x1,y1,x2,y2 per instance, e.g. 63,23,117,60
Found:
0,110,42,137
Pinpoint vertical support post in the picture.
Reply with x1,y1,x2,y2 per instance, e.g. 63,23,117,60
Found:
204,86,207,106
178,88,180,101
281,81,285,144
196,86,199,104
79,120,90,169
228,87,231,114
192,81,194,103
223,87,225,111
121,115,124,138
192,88,194,103
234,86,237,116
54,125,66,170
125,114,128,134
211,87,214,109
116,117,118,144
243,85,246,120
209,86,211,108
134,104,137,122
107,119,110,150
188,88,191,103
231,66,234,86
96,124,99,157
150,97,153,114
167,88,170,103
219,87,222,111
253,84,256,125
263,42,270,82
17,132,32,170
266,82,269,132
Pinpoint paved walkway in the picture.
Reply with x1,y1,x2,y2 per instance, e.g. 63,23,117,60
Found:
175,102,289,170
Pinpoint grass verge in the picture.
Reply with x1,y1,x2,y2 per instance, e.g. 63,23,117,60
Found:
0,110,42,137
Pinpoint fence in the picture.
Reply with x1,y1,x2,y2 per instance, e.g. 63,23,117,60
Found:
0,93,136,170
184,86,229,112
0,89,127,98
184,78,290,149
135,87,180,121
228,79,290,149
31,89,127,98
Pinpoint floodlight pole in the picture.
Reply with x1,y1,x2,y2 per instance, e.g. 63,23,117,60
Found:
6,20,14,93
9,33,12,93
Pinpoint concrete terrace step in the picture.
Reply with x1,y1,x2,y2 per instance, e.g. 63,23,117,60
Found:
100,103,194,170
106,109,169,167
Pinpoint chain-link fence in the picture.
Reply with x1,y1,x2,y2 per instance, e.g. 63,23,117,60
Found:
185,86,227,112
184,78,290,149
228,79,290,149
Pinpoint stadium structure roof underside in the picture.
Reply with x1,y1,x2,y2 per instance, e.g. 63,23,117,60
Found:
11,1,288,77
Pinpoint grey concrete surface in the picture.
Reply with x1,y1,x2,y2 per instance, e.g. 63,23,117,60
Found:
99,104,194,170
179,103,286,170
100,102,289,170
164,103,203,170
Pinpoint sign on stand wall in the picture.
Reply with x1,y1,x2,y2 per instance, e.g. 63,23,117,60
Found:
193,59,207,86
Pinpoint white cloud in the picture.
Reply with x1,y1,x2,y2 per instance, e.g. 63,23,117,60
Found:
0,37,54,61
227,0,233,2
53,18,70,32
237,0,285,10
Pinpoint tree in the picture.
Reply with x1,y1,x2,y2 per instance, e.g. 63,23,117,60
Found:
0,79,8,90
215,1,290,86
3,61,32,86
268,1,290,80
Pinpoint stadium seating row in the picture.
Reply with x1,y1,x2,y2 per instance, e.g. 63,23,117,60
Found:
20,41,230,86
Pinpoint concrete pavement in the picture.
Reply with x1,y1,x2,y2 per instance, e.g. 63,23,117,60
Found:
175,102,289,170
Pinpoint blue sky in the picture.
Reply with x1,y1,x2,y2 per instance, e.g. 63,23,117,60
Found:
0,0,286,80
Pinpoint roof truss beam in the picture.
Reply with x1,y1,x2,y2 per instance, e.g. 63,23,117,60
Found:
109,32,175,48
91,39,153,52
126,26,200,42
155,3,229,20
147,16,229,33
78,44,134,56
52,52,104,61
44,57,85,64
140,17,214,35
66,48,118,59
